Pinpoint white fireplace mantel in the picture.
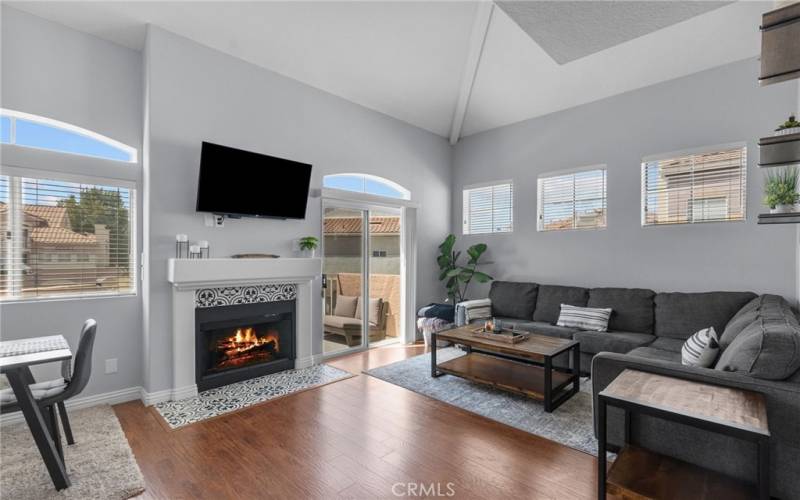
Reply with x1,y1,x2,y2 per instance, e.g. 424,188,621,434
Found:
167,257,322,290
165,257,322,402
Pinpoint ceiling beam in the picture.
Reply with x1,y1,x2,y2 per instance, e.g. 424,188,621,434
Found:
449,1,494,145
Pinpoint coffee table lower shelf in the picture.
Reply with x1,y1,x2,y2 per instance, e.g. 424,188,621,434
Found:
436,352,573,400
607,445,756,500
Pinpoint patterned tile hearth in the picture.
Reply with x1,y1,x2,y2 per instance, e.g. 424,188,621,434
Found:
154,364,353,428
195,283,297,308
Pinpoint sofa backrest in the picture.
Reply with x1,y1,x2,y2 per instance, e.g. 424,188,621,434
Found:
489,281,539,319
587,288,655,334
654,291,757,339
533,285,589,323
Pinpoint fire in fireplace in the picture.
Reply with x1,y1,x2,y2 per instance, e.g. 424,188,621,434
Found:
196,300,295,391
209,325,281,372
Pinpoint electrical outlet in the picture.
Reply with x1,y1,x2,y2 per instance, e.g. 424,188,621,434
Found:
105,358,118,374
214,214,225,227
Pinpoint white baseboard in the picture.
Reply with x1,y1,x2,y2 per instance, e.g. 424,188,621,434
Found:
0,386,141,426
295,355,321,368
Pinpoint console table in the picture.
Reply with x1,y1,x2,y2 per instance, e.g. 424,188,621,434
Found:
597,369,770,500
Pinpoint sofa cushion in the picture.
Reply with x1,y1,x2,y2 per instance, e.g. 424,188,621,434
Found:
654,291,757,339
355,297,382,325
626,346,682,364
334,295,358,318
587,287,655,334
323,315,363,330
489,281,538,319
533,285,589,324
573,331,655,355
648,337,685,353
720,295,790,349
716,301,800,380
500,319,578,339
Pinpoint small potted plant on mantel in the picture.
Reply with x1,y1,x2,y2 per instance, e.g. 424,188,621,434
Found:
298,236,319,258
775,114,800,136
764,166,799,214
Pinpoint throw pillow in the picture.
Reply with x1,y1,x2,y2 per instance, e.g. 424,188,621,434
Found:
681,327,719,367
355,297,383,325
556,304,612,332
333,295,358,318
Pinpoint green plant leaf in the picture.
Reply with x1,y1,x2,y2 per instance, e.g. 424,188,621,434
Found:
438,234,455,255
437,255,452,269
472,271,493,283
445,268,462,278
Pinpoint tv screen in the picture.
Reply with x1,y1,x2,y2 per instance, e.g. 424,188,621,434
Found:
196,142,312,219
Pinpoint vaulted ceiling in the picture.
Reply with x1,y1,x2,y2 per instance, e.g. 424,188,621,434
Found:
6,1,770,141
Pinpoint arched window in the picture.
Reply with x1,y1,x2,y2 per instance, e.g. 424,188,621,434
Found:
323,173,410,200
0,109,137,163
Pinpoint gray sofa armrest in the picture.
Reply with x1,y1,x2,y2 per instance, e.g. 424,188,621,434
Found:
591,352,800,499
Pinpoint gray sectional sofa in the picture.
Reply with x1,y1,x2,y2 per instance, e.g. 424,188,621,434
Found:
484,281,800,499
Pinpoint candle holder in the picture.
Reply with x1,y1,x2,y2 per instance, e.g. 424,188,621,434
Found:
189,245,201,259
199,240,210,259
175,234,189,258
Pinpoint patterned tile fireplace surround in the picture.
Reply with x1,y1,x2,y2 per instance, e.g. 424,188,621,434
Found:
166,258,322,402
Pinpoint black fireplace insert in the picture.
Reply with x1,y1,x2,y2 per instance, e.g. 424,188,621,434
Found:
195,300,295,391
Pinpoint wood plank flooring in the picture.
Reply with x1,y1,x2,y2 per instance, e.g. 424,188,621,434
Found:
114,343,597,499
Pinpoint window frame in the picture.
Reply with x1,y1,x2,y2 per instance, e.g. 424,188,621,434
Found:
0,170,137,303
323,173,410,200
537,165,607,232
462,180,514,235
1,108,137,163
640,142,747,227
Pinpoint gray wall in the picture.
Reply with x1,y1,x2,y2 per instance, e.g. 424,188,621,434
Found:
0,7,143,397
143,26,451,393
453,58,799,303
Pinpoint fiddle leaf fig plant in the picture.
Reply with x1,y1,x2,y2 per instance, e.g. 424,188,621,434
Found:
437,234,493,303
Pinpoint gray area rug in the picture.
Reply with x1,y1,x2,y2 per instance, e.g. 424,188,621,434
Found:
0,404,145,500
366,348,600,455
155,364,354,428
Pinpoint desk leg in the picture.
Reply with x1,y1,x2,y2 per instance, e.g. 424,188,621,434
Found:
6,368,70,490
758,439,769,500
597,397,607,500
572,345,580,396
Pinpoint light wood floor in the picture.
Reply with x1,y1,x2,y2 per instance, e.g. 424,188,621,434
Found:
115,344,597,499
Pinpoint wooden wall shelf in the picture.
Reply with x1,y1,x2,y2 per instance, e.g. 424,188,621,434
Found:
758,212,800,225
759,2,800,86
758,132,800,168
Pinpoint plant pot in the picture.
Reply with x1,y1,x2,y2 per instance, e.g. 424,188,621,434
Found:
300,248,316,258
771,204,795,214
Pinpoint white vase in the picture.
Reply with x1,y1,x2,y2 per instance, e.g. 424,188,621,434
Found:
300,248,316,258
771,204,794,214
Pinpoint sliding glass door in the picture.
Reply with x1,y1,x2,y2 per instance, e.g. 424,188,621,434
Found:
321,203,403,356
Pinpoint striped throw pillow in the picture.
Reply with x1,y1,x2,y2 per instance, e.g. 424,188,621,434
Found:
556,304,612,332
682,327,719,367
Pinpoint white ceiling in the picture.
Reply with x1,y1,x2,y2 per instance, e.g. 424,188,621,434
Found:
5,1,771,140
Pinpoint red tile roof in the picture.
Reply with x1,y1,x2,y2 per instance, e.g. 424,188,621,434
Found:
324,217,400,235
31,227,97,245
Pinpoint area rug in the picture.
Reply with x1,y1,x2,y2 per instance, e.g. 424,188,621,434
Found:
366,347,600,455
0,404,145,500
155,364,353,428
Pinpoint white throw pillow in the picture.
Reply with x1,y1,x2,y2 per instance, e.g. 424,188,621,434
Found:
556,304,612,332
681,327,719,367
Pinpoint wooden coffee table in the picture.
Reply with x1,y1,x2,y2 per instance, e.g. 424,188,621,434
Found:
430,325,580,412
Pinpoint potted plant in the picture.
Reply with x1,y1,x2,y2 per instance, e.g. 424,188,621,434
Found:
298,236,319,257
775,114,800,136
764,166,799,213
437,234,493,303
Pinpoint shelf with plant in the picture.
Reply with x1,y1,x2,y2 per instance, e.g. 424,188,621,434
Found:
764,166,799,214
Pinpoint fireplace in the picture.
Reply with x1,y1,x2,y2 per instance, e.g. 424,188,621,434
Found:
195,300,295,391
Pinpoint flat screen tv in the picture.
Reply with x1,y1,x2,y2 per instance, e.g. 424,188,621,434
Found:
196,142,312,219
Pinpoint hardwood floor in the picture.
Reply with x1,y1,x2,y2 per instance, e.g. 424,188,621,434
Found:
115,344,597,499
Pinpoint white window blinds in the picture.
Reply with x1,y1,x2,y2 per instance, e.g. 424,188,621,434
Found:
462,182,513,235
0,174,135,301
642,146,746,225
538,168,607,231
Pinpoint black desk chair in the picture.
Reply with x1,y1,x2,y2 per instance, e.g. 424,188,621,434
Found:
0,319,97,458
